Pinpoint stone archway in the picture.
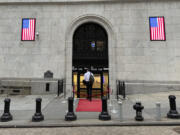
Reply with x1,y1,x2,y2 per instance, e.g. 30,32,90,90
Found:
65,14,117,96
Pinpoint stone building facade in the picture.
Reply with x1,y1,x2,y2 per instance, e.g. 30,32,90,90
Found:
0,0,180,95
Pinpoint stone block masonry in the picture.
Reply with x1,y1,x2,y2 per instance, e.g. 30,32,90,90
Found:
0,0,179,94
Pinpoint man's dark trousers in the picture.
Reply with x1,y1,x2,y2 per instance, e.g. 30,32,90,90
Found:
86,82,92,101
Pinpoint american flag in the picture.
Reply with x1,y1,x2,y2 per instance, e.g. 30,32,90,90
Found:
21,18,36,41
149,17,165,41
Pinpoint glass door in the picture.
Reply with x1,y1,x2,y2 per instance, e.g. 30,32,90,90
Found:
72,70,109,98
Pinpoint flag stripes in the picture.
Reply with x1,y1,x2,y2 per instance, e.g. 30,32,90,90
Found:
150,17,165,41
21,18,36,41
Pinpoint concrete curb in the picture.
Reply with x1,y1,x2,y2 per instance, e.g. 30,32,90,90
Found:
0,121,180,128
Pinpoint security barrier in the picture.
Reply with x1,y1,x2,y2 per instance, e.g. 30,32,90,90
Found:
116,80,126,100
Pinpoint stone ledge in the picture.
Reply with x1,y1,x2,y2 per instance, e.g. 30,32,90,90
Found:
0,78,63,95
117,80,180,95
0,0,171,4
0,78,61,82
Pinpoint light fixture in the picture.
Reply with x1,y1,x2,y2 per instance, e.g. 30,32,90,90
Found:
35,32,39,37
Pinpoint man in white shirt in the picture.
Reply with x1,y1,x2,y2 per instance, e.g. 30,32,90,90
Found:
83,68,94,101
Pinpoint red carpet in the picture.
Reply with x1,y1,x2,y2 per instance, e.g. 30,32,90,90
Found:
76,99,102,112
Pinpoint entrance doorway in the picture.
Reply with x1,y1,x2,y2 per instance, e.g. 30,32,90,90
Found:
72,23,109,98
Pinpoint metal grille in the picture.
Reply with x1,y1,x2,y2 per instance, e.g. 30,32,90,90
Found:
73,23,108,68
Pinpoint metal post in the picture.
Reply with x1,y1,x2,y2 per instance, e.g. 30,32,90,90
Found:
57,80,60,97
156,102,161,121
65,97,77,121
119,81,122,96
99,96,111,120
123,81,126,99
167,95,180,118
0,98,13,122
32,98,44,122
133,102,144,121
118,101,123,121
116,80,119,100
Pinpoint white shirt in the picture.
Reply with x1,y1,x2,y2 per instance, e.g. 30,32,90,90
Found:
84,71,93,81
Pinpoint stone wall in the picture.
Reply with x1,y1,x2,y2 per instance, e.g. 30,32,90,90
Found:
114,1,180,82
0,0,179,94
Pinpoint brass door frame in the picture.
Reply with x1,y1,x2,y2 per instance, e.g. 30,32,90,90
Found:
72,69,109,98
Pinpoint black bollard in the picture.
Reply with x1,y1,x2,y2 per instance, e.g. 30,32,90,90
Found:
99,96,111,120
0,98,13,122
65,97,77,121
167,95,180,118
32,98,44,122
133,102,144,121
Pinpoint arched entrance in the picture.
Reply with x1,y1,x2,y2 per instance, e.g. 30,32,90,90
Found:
65,15,116,98
72,22,109,98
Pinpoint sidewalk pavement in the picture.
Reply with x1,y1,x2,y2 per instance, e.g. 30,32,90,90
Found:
0,91,180,127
